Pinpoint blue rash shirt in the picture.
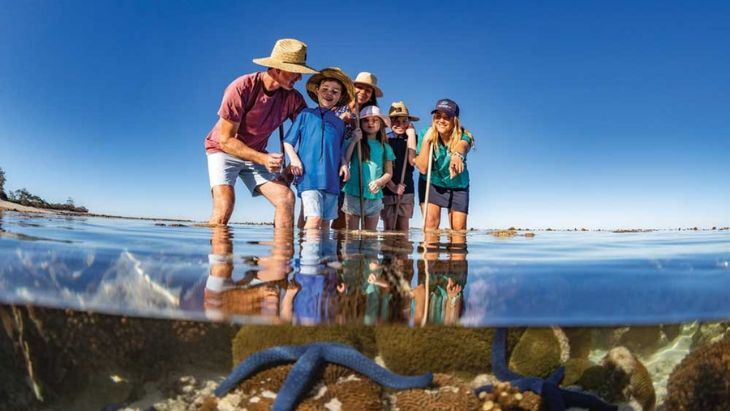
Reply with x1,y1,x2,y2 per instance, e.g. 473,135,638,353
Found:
284,107,346,195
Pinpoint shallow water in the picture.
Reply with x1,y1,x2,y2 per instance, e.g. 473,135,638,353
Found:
1,212,729,326
1,211,729,410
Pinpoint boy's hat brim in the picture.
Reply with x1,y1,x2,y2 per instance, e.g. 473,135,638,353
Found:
305,67,355,106
388,101,420,122
252,38,319,74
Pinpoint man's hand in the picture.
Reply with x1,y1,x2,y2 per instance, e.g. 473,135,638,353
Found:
263,153,284,172
395,183,406,196
339,164,350,182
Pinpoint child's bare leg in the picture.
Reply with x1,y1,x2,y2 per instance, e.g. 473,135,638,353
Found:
396,215,410,231
365,215,379,230
346,214,361,230
304,216,322,230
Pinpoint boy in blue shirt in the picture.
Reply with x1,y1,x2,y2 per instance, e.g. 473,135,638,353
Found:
284,67,355,229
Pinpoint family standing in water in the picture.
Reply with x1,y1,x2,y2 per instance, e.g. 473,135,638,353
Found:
205,38,474,231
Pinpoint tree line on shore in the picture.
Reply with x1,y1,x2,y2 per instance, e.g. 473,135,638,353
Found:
0,166,88,213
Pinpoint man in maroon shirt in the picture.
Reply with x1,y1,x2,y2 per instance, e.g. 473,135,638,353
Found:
205,39,317,227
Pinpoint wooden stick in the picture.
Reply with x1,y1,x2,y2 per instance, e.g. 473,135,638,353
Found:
393,139,409,226
421,141,435,232
355,103,365,230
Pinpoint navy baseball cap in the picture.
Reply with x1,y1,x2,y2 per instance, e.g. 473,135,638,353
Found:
430,98,460,118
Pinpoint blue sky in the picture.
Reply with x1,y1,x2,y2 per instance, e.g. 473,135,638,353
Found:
1,1,728,229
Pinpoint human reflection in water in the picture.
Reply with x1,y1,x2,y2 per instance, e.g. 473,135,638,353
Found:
289,229,345,325
204,226,295,323
334,233,417,326
412,230,468,325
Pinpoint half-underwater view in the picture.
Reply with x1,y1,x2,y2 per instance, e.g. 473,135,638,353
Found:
1,1,729,411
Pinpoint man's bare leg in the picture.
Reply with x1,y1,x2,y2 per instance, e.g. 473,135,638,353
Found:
209,185,235,225
257,181,295,230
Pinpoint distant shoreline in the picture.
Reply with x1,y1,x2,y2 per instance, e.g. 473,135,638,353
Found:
2,200,726,232
0,199,274,226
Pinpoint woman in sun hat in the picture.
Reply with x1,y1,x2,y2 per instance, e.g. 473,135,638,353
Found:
331,72,384,229
342,105,395,230
204,38,318,228
414,98,474,230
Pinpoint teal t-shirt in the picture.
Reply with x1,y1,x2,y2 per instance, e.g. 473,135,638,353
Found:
416,128,472,189
344,139,396,200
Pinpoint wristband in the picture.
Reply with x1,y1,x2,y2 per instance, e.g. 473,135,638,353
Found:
451,151,465,161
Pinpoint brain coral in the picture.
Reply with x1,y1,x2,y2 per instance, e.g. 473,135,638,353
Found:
664,339,730,411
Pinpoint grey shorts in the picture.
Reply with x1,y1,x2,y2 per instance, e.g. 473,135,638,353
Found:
207,152,279,196
342,194,384,217
381,193,415,220
300,190,339,221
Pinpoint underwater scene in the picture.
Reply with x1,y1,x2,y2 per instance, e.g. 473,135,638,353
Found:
1,211,729,410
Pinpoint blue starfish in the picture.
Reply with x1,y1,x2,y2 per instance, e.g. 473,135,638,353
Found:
474,328,617,411
215,342,433,411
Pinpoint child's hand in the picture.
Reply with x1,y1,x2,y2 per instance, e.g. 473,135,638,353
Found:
368,180,381,193
339,110,352,124
339,164,350,182
396,183,406,196
351,128,362,144
289,158,304,176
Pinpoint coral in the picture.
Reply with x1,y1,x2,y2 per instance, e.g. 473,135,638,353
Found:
393,373,480,410
600,346,656,411
562,358,607,389
477,381,542,411
374,326,523,377
618,326,664,355
223,363,382,411
563,327,593,359
664,339,730,411
508,328,565,378
231,324,377,365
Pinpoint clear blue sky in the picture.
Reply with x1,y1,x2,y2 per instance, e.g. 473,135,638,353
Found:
1,1,728,229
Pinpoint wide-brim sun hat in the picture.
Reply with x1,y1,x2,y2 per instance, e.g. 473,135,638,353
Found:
305,67,355,106
359,105,391,128
353,72,383,97
252,38,318,74
388,101,420,122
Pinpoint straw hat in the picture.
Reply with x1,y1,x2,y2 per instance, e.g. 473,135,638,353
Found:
305,67,355,106
252,38,318,74
359,105,391,128
353,72,383,97
388,101,420,122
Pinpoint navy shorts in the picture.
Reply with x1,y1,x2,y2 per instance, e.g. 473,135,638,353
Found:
418,178,469,214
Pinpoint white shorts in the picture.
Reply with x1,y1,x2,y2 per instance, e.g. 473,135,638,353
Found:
300,190,339,221
207,152,279,196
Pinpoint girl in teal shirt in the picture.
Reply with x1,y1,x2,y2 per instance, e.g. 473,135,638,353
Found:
343,105,395,230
